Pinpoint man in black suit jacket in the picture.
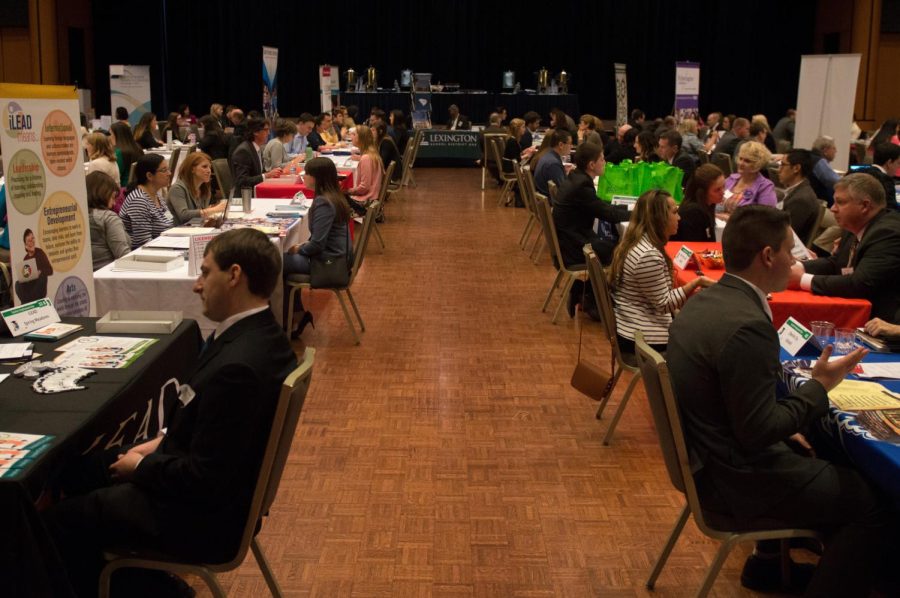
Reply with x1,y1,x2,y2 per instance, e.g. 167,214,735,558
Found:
44,228,298,596
860,143,900,211
790,173,900,321
669,206,891,596
712,117,749,158
446,104,470,130
230,117,283,191
656,129,696,186
777,149,822,244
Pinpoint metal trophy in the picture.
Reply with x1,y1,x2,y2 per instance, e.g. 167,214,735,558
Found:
366,66,378,91
537,67,549,94
558,70,569,94
345,68,356,92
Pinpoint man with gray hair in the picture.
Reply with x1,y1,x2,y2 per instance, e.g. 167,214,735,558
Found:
809,135,840,204
790,173,900,321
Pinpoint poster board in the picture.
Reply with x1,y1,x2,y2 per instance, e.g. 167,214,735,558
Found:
319,64,340,114
263,46,279,122
614,64,628,129
674,62,700,122
795,54,860,171
110,65,151,128
0,83,96,315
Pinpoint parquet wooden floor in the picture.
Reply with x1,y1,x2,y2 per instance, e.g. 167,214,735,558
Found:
194,168,797,597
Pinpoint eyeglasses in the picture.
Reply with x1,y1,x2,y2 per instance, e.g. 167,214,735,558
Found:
156,167,170,173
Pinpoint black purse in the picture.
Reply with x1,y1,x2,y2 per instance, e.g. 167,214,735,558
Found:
309,223,351,288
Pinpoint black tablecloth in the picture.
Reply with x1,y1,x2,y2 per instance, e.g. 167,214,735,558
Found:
340,91,580,126
0,318,201,597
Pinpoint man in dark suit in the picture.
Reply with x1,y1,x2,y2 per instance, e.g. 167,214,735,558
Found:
790,173,900,321
44,228,298,596
656,129,696,186
446,104,470,130
777,149,822,244
520,111,541,157
230,117,283,191
668,205,892,596
859,142,900,211
712,116,749,158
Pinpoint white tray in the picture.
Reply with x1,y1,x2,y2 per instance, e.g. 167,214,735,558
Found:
96,310,184,334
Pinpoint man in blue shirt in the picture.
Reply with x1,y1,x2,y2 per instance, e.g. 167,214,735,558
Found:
533,129,573,199
285,113,315,157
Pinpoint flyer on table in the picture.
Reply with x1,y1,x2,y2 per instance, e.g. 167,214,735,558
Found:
0,83,96,315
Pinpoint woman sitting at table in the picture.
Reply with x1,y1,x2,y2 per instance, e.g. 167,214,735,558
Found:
84,132,121,183
609,189,715,354
389,109,410,154
347,125,383,211
577,114,604,146
133,112,164,149
373,121,402,183
110,121,142,188
263,119,298,171
86,171,131,270
167,151,226,225
721,140,777,214
159,112,183,143
120,154,174,249
197,115,228,161
283,158,353,338
634,130,661,162
672,163,725,242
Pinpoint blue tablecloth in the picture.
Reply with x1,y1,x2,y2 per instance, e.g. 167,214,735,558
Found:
780,345,900,503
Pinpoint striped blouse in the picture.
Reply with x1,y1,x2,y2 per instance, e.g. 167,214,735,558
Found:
612,235,687,345
120,187,174,249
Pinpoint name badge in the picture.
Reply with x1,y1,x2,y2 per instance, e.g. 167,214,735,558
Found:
673,245,694,270
841,267,854,276
778,316,813,356
177,383,196,407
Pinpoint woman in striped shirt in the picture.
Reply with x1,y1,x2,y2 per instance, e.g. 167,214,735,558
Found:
608,189,715,355
120,153,174,249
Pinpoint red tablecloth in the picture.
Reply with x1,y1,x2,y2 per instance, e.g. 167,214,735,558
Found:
665,242,872,329
255,170,354,199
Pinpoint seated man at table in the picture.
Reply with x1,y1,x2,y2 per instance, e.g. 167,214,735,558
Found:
533,128,573,199
712,116,749,158
668,205,893,596
790,173,900,322
231,117,284,191
858,142,900,211
521,111,541,157
43,228,298,597
656,129,696,186
447,104,471,131
308,112,337,152
777,148,821,244
285,112,315,158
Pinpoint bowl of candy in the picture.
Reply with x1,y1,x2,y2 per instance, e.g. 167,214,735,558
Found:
696,250,725,269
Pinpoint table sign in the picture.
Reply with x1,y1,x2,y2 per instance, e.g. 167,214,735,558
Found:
188,233,219,276
611,195,637,211
672,245,694,270
778,316,813,356
1,298,61,336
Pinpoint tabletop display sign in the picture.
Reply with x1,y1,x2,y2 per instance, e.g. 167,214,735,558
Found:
1,298,61,337
0,84,96,316
416,130,481,160
674,62,700,123
778,316,814,356
188,233,219,277
672,246,694,271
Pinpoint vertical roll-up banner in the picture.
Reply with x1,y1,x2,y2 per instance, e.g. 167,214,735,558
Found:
110,65,151,128
262,46,279,125
1,83,96,314
319,65,338,114
614,63,628,128
674,62,700,122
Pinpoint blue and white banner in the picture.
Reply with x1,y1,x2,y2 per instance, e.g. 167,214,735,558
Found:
109,65,151,128
674,62,700,122
262,46,278,122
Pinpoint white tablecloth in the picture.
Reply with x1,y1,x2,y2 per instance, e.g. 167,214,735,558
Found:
94,198,309,335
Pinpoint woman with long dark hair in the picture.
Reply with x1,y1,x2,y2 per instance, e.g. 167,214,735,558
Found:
119,153,173,248
86,171,130,269
283,157,354,337
609,189,714,354
197,115,228,161
133,112,164,149
110,121,142,187
672,163,725,241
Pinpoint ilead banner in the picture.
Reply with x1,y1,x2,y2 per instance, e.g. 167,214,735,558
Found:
674,62,700,122
1,83,96,315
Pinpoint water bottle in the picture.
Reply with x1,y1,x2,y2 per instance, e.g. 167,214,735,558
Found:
305,147,314,162
290,164,297,177
393,79,400,92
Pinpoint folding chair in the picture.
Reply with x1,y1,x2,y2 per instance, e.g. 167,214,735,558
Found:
533,193,587,324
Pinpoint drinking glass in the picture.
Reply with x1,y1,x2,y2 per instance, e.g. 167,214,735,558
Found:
834,328,856,355
810,321,835,348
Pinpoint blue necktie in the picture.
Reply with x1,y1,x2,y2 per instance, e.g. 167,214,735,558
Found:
199,332,215,356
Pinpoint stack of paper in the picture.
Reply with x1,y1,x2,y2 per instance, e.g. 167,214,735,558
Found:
0,343,33,362
828,379,900,411
0,432,54,478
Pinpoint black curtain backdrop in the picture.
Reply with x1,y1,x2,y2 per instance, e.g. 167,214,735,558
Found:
91,0,817,125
